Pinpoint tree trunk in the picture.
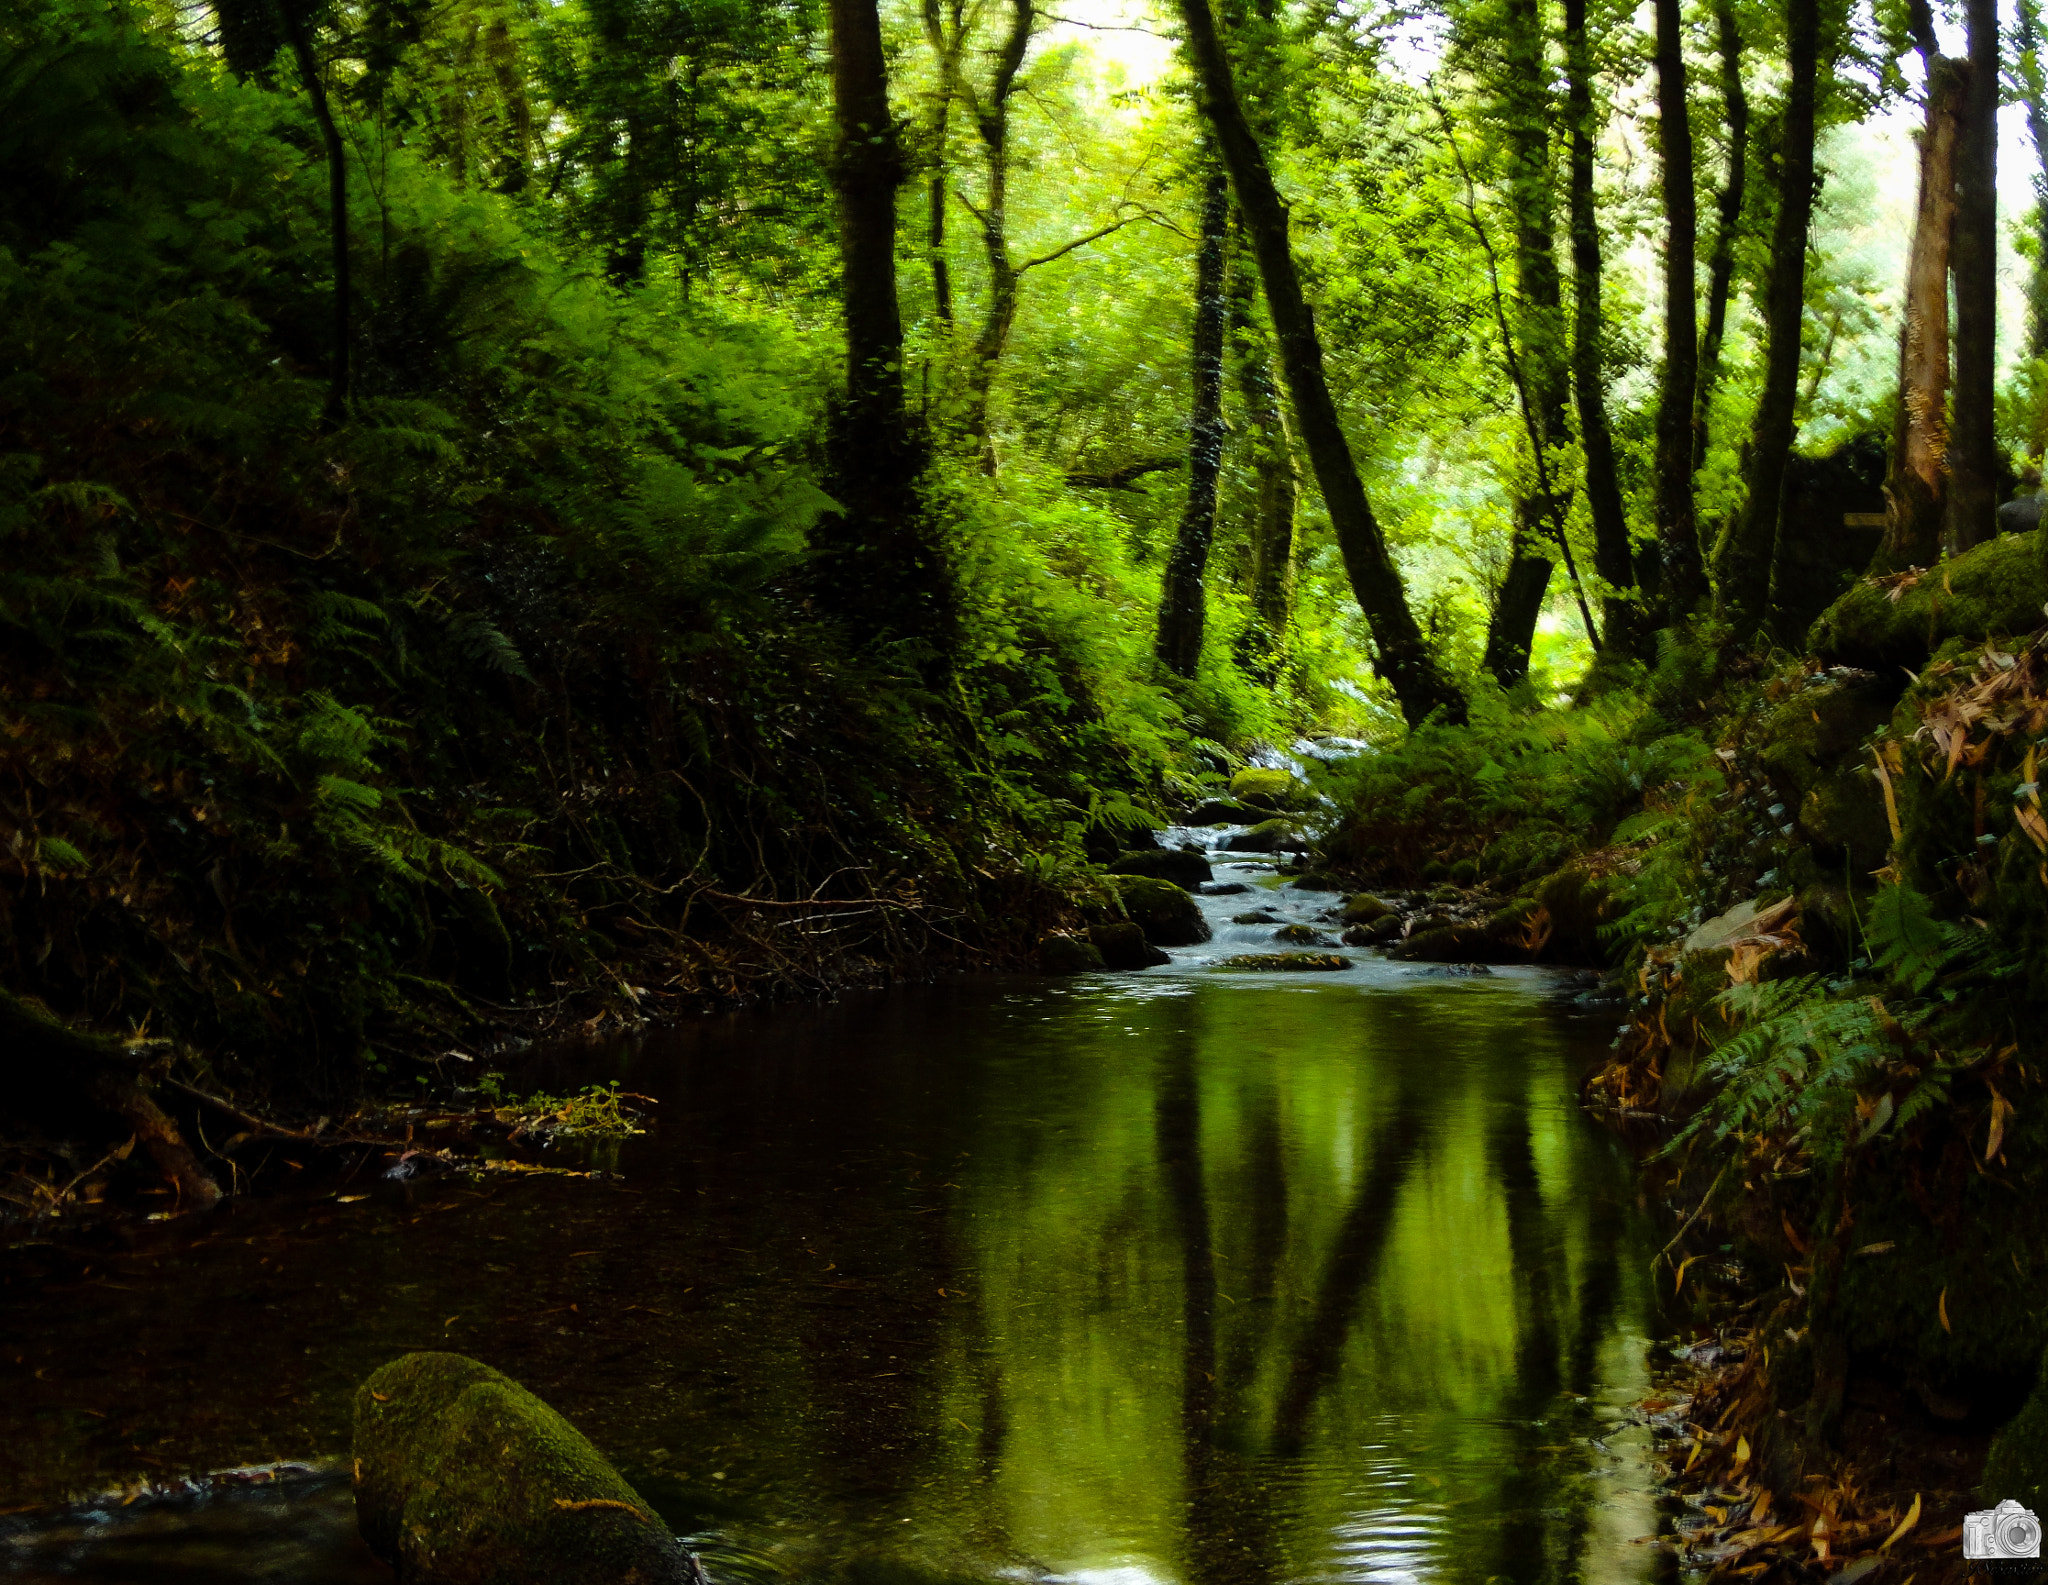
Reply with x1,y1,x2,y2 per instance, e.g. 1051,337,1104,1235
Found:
1650,0,1702,617
1158,167,1234,679
921,0,966,326
1693,0,1748,475
1564,0,1640,652
1876,51,1963,574
1709,0,1819,639
2020,0,2048,360
1946,0,1998,556
1173,0,1463,726
277,0,350,426
1229,237,1298,669
1481,0,1566,688
960,0,1034,469
818,0,950,648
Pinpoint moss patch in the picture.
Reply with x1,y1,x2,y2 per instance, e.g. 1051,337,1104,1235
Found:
1808,532,2048,671
1108,874,1210,947
353,1351,691,1585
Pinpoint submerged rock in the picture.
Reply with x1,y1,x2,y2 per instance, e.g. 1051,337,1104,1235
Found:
1199,881,1249,896
1106,848,1213,891
1215,952,1349,971
353,1352,696,1585
1039,934,1107,974
1341,918,1402,947
1272,923,1331,945
1088,921,1171,970
1109,874,1211,947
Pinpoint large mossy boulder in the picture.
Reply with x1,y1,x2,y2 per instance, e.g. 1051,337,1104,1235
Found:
1808,532,2047,671
1088,921,1171,969
353,1352,694,1585
1227,767,1306,811
1110,873,1210,947
1341,894,1393,925
1983,1351,2048,1515
1183,798,1266,826
1223,819,1302,853
1038,934,1106,974
1386,923,1525,964
1106,848,1212,891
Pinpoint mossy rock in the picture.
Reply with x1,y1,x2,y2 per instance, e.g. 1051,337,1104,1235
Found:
1530,868,1622,965
1982,1350,2048,1513
1215,952,1349,971
353,1352,693,1585
1105,848,1212,891
1038,934,1106,974
1222,818,1302,853
1087,921,1169,970
1109,873,1211,947
1342,894,1392,925
1272,923,1331,945
1796,766,1890,873
1752,669,1895,804
1386,923,1525,964
1183,799,1265,826
1286,873,1341,892
1342,918,1403,947
1230,909,1280,925
1808,531,2048,671
1227,766,1305,811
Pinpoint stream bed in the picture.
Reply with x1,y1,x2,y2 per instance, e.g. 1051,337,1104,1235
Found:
0,850,1675,1584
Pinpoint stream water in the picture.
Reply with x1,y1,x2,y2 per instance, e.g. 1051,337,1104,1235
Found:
0,840,1674,1584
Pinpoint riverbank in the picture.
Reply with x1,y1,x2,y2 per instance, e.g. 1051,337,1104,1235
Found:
1268,531,2048,1581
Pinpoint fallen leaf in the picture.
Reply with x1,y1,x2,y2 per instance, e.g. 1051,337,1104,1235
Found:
1733,1435,1751,1466
1882,1492,1922,1550
1986,1084,2013,1162
1939,1287,1951,1334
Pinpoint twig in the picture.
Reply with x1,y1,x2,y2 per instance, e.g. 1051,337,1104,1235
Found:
1654,1160,1731,1269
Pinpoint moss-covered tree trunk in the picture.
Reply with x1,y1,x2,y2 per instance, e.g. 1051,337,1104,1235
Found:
1650,0,1702,619
1174,0,1465,727
920,0,967,327
1877,35,1962,575
1157,165,1233,679
1564,0,1640,655
1710,0,1819,640
1945,0,1999,557
1480,0,1565,688
958,0,1033,471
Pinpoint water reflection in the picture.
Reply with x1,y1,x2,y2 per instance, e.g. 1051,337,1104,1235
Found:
0,972,1666,1585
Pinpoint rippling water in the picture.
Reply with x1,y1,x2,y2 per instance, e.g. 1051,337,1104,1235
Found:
0,848,1672,1583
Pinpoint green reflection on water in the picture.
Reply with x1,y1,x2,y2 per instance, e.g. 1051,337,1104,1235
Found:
0,973,1667,1585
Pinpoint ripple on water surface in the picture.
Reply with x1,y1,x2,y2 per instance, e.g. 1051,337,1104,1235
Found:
0,926,1665,1584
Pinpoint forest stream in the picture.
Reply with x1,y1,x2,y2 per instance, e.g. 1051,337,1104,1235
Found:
0,839,1675,1585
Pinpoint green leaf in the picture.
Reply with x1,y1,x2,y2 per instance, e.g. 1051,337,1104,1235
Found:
1866,883,1950,995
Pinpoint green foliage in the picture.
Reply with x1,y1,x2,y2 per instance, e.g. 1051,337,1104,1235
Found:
1866,882,1954,995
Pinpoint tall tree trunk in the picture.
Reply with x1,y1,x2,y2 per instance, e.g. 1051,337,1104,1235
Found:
2019,0,2048,360
1650,0,1702,617
1693,0,1748,474
1709,0,1819,638
1229,237,1298,670
277,0,350,426
960,0,1034,470
1158,167,1234,679
818,0,950,647
1946,0,1999,556
1564,0,1639,652
1481,0,1567,688
1877,40,1963,574
1173,0,1464,726
921,0,966,326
